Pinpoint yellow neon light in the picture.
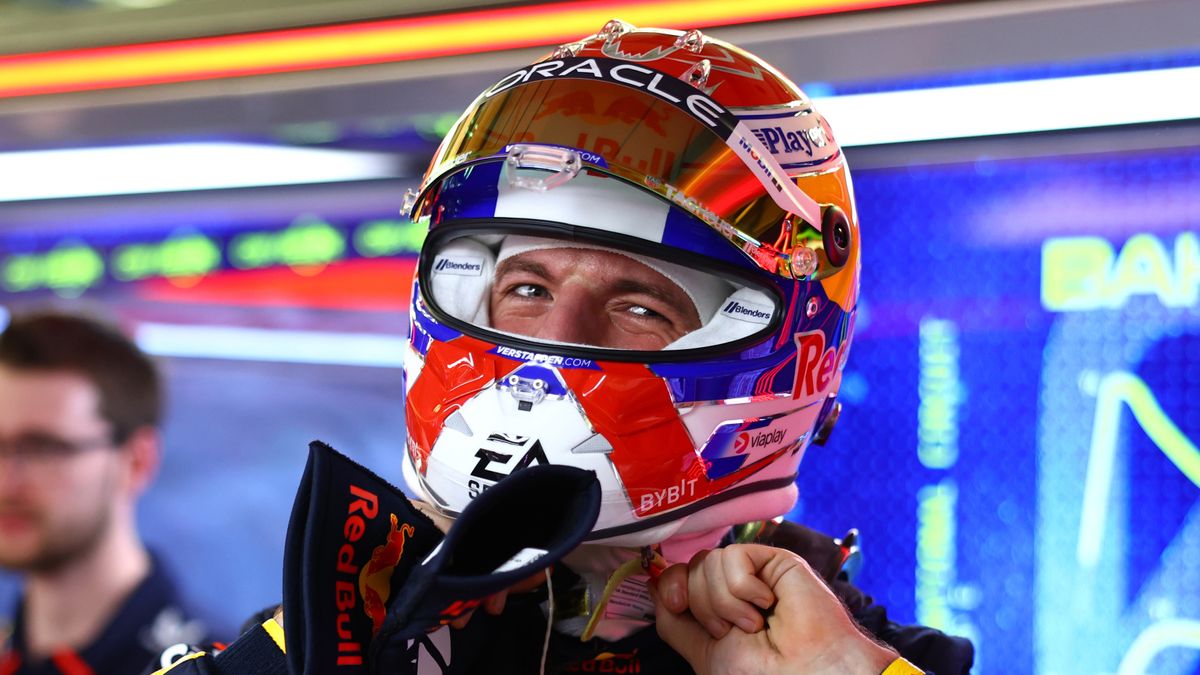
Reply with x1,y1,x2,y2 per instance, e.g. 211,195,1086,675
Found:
1078,371,1200,568
0,0,937,98
1043,233,1200,312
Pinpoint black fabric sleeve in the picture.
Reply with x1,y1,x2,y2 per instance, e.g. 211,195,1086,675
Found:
211,623,289,675
148,622,288,675
238,606,282,636
842,582,975,675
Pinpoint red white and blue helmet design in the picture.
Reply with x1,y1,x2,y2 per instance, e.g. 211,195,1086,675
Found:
401,23,860,546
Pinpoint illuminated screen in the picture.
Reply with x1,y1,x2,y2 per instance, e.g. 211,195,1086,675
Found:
1,139,1198,674
792,142,1200,674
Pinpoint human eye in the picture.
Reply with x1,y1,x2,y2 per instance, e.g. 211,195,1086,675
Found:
624,304,666,320
12,434,76,460
510,283,549,299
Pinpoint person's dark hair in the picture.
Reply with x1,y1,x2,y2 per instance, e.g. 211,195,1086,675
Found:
0,309,162,444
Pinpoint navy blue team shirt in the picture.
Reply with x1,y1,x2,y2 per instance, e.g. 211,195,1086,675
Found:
0,556,207,675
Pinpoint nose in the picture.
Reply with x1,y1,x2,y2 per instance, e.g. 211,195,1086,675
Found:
530,289,606,346
0,450,33,489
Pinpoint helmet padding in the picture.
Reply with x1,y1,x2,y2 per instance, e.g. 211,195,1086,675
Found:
429,237,495,326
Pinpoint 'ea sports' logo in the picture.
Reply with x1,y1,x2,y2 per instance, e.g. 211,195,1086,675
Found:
794,330,850,400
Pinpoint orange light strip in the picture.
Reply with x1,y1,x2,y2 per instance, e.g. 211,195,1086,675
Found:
0,0,939,99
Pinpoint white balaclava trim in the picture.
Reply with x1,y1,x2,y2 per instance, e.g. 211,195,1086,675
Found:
427,236,496,327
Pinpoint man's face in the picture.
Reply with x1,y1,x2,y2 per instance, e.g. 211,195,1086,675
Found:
489,247,701,350
0,366,123,573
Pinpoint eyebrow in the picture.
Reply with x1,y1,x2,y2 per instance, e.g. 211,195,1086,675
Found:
610,278,690,313
494,257,552,281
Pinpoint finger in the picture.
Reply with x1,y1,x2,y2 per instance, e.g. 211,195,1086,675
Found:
412,500,455,534
448,607,476,629
654,564,690,613
721,546,776,610
652,583,714,675
704,552,767,634
484,590,507,615
484,567,551,616
687,551,732,639
733,544,807,589
509,569,551,594
729,544,846,625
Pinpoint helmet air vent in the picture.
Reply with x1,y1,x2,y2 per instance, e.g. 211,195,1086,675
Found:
505,373,547,407
571,434,614,455
598,19,635,42
790,246,818,278
445,410,473,437
401,187,419,218
503,144,583,192
674,29,707,53
683,59,712,88
552,42,583,58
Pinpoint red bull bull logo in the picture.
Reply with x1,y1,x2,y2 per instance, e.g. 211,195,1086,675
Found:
358,514,416,636
438,598,483,625
565,650,643,673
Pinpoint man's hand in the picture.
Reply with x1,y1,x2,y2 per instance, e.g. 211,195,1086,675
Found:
652,544,897,675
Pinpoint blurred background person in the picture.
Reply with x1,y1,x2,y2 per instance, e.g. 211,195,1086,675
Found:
0,310,207,675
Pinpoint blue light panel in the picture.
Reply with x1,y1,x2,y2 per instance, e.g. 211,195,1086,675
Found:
792,146,1200,674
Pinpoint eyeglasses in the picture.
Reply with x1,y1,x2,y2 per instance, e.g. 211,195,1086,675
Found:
0,433,115,467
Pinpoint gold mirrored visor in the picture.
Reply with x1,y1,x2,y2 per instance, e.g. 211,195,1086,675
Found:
420,57,826,246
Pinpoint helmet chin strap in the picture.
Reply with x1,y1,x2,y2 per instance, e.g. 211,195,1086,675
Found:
576,546,667,642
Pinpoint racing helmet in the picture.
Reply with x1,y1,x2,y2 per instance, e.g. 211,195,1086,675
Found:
401,22,859,546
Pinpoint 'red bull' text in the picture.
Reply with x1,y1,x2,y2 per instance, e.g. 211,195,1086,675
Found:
334,484,379,666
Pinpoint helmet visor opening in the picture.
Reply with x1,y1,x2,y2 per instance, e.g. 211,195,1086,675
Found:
421,227,782,357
